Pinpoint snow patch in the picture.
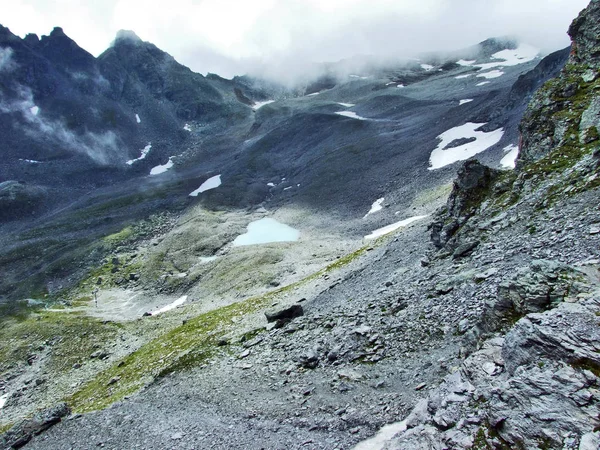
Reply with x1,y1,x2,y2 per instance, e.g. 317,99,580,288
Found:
429,122,504,170
364,198,384,218
183,123,192,131
307,92,320,96
385,82,395,86
233,218,300,246
420,64,434,71
252,100,275,110
189,174,222,196
349,74,369,79
283,186,292,191
365,216,428,240
457,59,476,66
352,420,407,450
500,144,519,169
267,182,276,187
149,157,174,175
459,99,474,105
135,113,141,123
477,70,504,79
151,296,187,316
338,102,355,107
19,158,41,163
476,81,491,86
336,111,368,120
30,105,39,116
126,143,152,165
199,256,218,264
396,84,405,88
0,393,8,409
455,74,472,79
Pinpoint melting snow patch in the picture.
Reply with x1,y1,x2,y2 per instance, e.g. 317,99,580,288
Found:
135,113,141,123
183,123,192,131
364,198,385,218
429,122,504,170
338,102,355,107
30,105,39,116
455,74,472,79
459,99,474,105
421,64,434,71
477,70,504,79
397,84,405,88
500,144,519,169
336,111,367,120
457,59,476,66
126,143,152,165
267,182,276,187
252,100,275,110
149,157,174,175
283,186,293,191
189,174,222,196
386,82,395,86
365,216,428,240
352,420,407,450
307,92,320,96
476,81,491,86
19,158,41,163
0,393,8,409
233,218,300,246
151,296,187,316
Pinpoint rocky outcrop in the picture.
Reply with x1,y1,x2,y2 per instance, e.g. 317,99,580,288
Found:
430,160,500,250
568,0,600,70
0,181,47,220
0,403,70,449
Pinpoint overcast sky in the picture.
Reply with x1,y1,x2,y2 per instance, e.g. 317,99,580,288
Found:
2,0,591,81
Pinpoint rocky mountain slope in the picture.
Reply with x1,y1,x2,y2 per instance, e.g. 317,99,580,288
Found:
1,1,599,449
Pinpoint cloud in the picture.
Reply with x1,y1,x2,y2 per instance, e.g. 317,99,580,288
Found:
1,0,592,82
0,79,122,166
0,47,16,72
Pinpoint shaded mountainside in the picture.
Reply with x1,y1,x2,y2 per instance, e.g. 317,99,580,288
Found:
2,4,599,448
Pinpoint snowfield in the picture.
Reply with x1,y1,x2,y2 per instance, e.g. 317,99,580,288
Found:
232,218,300,246
429,122,504,170
126,143,152,165
459,99,474,105
364,216,429,240
189,174,222,196
135,113,141,123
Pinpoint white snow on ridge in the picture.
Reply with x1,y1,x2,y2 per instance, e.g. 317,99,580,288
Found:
477,70,504,79
151,296,187,316
189,174,222,196
126,143,152,165
365,216,428,240
459,99,474,105
336,111,368,121
307,92,320,96
429,122,504,170
500,144,519,169
420,64,434,71
338,102,355,107
455,74,472,79
253,100,275,110
135,113,141,123
364,198,385,218
476,81,491,87
150,157,174,175
233,218,300,246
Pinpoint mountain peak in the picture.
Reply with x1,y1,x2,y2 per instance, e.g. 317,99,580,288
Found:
114,30,143,45
49,26,66,37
